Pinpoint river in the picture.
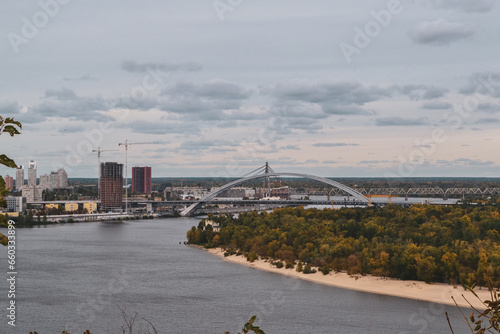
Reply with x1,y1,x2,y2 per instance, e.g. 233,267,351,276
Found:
0,218,469,333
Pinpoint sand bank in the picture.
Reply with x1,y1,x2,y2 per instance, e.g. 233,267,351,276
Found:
205,248,493,310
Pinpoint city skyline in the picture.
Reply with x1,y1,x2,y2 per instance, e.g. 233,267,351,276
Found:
1,1,500,178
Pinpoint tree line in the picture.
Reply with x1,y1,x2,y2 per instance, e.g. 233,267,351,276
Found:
187,205,500,288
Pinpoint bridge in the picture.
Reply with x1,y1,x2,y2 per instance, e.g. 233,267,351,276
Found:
180,169,369,216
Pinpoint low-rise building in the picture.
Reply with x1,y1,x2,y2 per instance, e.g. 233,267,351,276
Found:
204,220,221,233
6,197,26,213
84,202,97,214
65,202,79,212
45,204,59,210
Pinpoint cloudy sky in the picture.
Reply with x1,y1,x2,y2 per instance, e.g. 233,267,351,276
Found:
0,0,499,178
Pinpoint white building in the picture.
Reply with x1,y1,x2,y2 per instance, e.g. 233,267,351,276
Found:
6,196,26,213
27,160,37,186
15,166,24,190
22,185,43,203
39,168,68,190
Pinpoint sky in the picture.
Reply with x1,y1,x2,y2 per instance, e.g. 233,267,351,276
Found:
0,0,499,178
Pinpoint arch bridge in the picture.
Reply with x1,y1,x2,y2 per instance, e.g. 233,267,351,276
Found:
180,172,368,216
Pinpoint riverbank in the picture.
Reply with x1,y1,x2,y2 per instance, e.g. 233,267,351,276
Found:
205,248,492,310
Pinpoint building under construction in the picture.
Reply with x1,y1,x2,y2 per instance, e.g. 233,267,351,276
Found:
100,162,123,212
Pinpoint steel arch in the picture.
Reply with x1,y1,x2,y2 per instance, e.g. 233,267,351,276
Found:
180,172,368,216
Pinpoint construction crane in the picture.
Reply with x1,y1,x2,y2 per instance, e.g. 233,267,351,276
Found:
118,140,158,213
92,147,119,197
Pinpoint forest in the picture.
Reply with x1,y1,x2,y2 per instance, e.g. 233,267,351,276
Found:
187,204,500,288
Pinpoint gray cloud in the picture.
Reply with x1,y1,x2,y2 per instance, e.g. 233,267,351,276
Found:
394,84,448,100
121,60,202,73
477,103,500,113
431,0,495,12
0,101,21,115
63,74,98,82
409,19,475,46
475,117,500,124
120,120,198,135
163,80,252,101
24,88,111,123
279,145,300,150
420,101,453,109
460,72,500,97
436,158,495,166
375,117,430,126
274,80,390,105
313,143,359,147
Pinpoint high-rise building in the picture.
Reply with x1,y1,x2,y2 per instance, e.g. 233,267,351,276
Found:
131,166,152,194
39,168,68,190
15,166,24,190
99,162,123,212
28,160,37,186
22,185,43,203
4,175,14,190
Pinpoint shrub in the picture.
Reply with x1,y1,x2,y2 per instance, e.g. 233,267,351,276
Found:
271,260,284,268
320,267,330,275
303,264,317,274
247,251,258,263
285,261,295,269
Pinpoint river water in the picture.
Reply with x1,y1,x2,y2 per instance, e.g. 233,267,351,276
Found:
0,218,469,334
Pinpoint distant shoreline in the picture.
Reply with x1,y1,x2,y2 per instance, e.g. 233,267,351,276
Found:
204,247,491,310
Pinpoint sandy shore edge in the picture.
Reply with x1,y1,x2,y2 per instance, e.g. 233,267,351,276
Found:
202,247,492,310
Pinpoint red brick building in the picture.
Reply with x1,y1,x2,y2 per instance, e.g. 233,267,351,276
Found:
99,162,123,211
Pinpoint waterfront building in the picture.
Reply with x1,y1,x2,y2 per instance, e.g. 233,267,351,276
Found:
22,185,43,203
28,160,37,186
65,202,79,212
6,196,26,213
131,166,152,194
45,203,59,210
84,202,98,213
15,166,24,190
39,168,68,190
99,162,123,212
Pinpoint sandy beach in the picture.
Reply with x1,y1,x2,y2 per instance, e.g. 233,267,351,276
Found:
205,247,494,310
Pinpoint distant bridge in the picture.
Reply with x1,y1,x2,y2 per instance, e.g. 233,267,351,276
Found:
304,187,500,197
180,172,368,216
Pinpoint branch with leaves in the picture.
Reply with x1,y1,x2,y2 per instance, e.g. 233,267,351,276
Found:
0,115,22,168
447,285,500,333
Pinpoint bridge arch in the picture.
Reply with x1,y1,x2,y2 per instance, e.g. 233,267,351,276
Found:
180,172,368,216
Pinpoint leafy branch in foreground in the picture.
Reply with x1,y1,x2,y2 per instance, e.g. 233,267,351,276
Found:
447,285,499,333
0,115,22,168
0,115,22,233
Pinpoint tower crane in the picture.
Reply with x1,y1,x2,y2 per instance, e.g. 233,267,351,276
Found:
118,140,158,213
92,147,119,197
